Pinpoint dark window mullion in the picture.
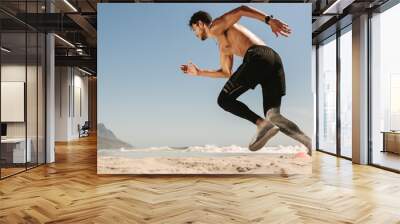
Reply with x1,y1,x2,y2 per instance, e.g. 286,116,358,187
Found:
0,25,2,179
367,11,373,165
44,31,47,164
36,0,39,167
316,45,320,151
25,0,28,171
336,28,341,157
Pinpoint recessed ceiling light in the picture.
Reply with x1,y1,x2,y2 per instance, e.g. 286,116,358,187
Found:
54,34,75,48
63,0,78,12
1,47,11,53
78,67,93,76
322,0,349,15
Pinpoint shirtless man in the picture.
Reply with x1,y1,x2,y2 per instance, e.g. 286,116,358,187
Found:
180,5,312,155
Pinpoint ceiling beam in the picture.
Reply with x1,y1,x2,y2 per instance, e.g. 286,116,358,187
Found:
55,55,96,72
67,13,97,46
322,0,356,14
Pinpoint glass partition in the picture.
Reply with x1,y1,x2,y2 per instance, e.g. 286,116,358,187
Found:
26,0,42,169
317,34,337,154
1,31,28,177
38,32,45,165
339,26,352,158
370,3,400,171
0,1,46,179
27,30,38,169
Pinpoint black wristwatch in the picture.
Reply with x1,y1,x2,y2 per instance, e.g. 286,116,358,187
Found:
265,15,273,25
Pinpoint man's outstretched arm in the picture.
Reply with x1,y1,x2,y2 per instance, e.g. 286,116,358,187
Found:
198,53,233,78
180,53,233,78
210,5,291,37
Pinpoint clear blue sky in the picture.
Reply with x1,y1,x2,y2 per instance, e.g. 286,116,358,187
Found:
98,3,312,148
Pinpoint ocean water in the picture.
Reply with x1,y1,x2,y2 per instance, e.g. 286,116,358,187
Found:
98,145,306,158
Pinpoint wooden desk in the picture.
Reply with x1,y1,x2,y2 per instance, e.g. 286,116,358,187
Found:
1,138,32,163
382,131,400,154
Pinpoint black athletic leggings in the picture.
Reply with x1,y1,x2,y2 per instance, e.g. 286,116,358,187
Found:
217,45,285,125
217,80,282,125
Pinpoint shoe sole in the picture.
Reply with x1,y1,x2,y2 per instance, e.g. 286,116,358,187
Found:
249,126,280,151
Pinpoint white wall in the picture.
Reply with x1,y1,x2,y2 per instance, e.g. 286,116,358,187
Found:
1,65,38,137
55,66,69,141
1,65,27,141
72,72,89,138
55,66,89,141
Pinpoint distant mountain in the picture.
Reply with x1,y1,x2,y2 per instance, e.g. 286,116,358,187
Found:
97,123,133,150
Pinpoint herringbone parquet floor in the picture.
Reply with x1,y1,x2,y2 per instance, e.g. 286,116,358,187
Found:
1,134,400,224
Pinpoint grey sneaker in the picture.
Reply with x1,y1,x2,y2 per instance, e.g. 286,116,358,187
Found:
249,122,279,151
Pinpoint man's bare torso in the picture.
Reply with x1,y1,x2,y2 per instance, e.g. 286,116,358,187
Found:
213,23,266,57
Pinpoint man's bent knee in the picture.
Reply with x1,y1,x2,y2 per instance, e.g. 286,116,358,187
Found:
217,92,231,110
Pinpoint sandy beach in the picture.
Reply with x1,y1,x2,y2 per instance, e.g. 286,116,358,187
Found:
97,145,312,174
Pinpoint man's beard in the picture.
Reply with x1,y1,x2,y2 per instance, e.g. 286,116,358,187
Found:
201,33,207,41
